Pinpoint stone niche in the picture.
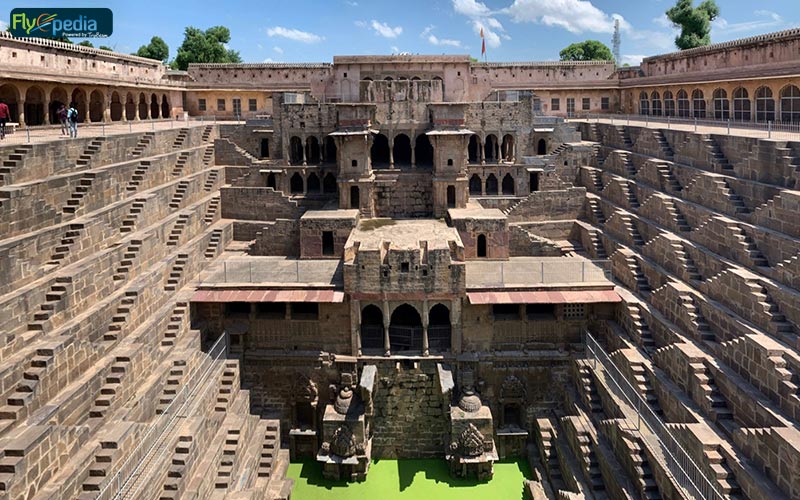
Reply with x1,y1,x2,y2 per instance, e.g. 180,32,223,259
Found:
300,209,359,259
447,370,497,480
447,208,509,260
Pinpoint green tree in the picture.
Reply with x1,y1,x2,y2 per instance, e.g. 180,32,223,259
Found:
666,0,720,50
99,45,113,51
135,36,169,62
77,40,93,47
172,26,242,70
559,40,614,61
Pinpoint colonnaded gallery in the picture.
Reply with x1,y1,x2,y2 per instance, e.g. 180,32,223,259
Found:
0,26,799,500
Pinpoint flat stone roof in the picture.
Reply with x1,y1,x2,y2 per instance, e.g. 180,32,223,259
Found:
199,256,343,287
348,219,462,251
301,209,360,220
466,257,611,289
448,208,507,220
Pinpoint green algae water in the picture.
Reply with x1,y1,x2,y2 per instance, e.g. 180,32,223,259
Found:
287,458,532,499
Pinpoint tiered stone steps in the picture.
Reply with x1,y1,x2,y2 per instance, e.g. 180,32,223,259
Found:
172,151,189,177
46,223,85,266
89,356,131,418
126,160,150,192
112,240,142,282
119,198,147,234
103,290,139,341
27,277,71,331
130,132,155,158
169,180,189,209
203,196,220,224
164,254,189,292
0,145,33,185
167,213,191,246
76,138,105,169
63,172,97,214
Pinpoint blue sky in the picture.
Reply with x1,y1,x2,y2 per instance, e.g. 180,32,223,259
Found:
6,0,799,65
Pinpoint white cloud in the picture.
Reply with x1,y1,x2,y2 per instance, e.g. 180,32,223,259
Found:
370,20,403,38
390,45,400,53
453,0,491,17
273,46,284,54
472,20,502,48
266,26,323,43
503,0,619,33
0,21,7,31
421,25,462,47
345,0,358,5
712,10,785,36
652,14,673,29
621,54,646,66
263,58,275,63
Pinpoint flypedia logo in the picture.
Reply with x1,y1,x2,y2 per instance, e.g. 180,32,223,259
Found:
9,8,113,38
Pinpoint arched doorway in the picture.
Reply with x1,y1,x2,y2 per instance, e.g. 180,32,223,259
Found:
447,185,456,208
161,95,170,119
150,94,159,119
651,91,662,116
477,234,487,257
307,137,321,165
361,305,384,351
428,304,451,352
266,173,277,189
350,186,360,209
484,134,498,162
712,88,729,120
125,93,136,120
323,173,337,194
138,93,148,119
501,134,514,162
371,134,390,167
0,84,20,123
468,135,479,163
755,87,775,122
289,136,303,165
415,134,433,167
780,85,800,123
389,304,423,352
324,136,337,164
71,88,87,122
677,90,690,118
290,173,304,194
24,86,45,126
393,134,411,165
307,172,321,193
663,91,675,117
110,91,122,121
501,173,515,195
485,174,498,195
89,89,104,122
537,138,547,155
260,138,270,158
692,89,705,118
469,174,482,195
732,88,750,122
49,86,68,124
639,91,650,115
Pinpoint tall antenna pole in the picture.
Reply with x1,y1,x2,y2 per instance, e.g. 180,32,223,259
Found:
612,18,621,66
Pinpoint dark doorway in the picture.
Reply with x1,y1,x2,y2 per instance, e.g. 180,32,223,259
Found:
428,304,451,351
360,305,384,351
260,138,270,158
290,136,303,165
324,136,337,164
537,138,547,155
323,173,337,194
446,185,456,208
468,135,479,163
266,173,277,189
502,134,514,162
529,172,539,192
371,134,390,167
415,134,433,167
477,234,487,257
484,134,498,162
296,402,315,429
485,174,498,195
350,186,360,209
502,174,515,195
469,174,482,195
503,404,522,428
322,231,334,256
389,304,423,352
307,137,321,164
307,173,321,193
290,173,304,194
161,95,170,119
150,94,160,119
393,134,412,165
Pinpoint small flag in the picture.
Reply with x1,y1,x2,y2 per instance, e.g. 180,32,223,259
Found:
480,27,484,38
481,37,486,56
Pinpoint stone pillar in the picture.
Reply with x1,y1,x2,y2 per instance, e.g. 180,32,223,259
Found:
411,130,416,167
18,99,26,127
479,138,485,165
422,299,429,357
389,136,395,169
352,299,361,357
451,298,462,354
481,175,486,196
302,137,308,166
382,301,391,356
319,136,324,165
302,169,308,195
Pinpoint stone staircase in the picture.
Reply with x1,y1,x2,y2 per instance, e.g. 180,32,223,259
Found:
625,434,661,499
162,302,188,347
156,359,188,414
203,196,220,224
27,277,71,331
655,163,682,192
119,198,146,234
256,421,280,479
0,145,33,185
587,197,606,224
203,170,219,192
63,172,97,214
89,356,131,418
679,291,715,342
172,128,189,149
164,254,188,292
103,291,139,341
714,178,749,214
167,213,190,246
671,240,702,281
214,362,239,413
169,181,189,210
171,152,190,177
46,223,85,266
621,181,640,209
130,132,155,158
576,364,603,414
691,363,734,424
205,229,223,259
619,213,645,247
76,138,106,169
704,137,734,172
662,197,690,231
126,160,151,192
0,347,56,429
201,125,213,142
627,303,655,351
616,126,633,148
653,130,674,161
729,224,769,267
751,283,796,336
112,240,142,282
705,448,742,497
587,227,607,259
202,146,214,166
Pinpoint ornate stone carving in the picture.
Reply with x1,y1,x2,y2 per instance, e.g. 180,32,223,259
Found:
334,385,356,415
458,424,485,458
500,374,526,400
330,425,357,458
292,373,318,403
458,388,482,413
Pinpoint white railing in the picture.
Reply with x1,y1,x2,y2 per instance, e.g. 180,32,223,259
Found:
585,331,725,500
94,333,228,500
569,113,800,140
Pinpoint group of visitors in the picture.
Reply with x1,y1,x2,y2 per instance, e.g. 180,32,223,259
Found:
0,99,79,140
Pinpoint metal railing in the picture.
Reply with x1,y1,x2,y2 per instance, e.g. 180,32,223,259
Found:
466,259,611,288
95,333,228,500
569,113,800,140
585,331,725,500
202,260,342,285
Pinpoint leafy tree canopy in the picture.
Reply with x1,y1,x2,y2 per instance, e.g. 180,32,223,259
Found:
559,40,614,61
135,36,169,62
172,26,242,70
666,0,720,50
99,45,113,51
77,40,93,47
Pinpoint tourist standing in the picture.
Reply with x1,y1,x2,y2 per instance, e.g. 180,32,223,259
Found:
67,103,78,138
57,104,68,136
0,99,10,140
